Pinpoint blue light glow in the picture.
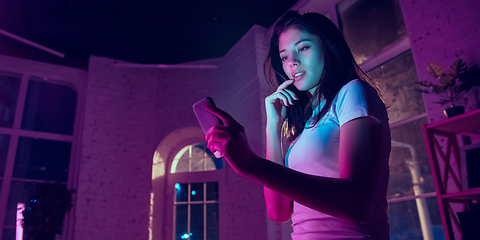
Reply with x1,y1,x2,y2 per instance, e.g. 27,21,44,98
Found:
191,190,196,196
181,233,192,239
175,183,180,190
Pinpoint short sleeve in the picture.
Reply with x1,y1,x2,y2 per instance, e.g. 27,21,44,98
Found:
334,79,386,127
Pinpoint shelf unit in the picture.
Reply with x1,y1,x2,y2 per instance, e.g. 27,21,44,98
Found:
422,108,480,240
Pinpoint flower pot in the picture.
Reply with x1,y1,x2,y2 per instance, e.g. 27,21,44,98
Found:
444,106,465,118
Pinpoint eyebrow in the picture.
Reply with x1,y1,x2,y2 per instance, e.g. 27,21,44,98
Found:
279,39,312,54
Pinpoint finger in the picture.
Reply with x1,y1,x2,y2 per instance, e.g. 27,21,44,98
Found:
273,91,293,106
276,79,295,91
207,143,223,156
214,151,224,158
206,134,224,149
283,88,299,101
278,89,295,105
205,105,241,127
208,132,231,143
205,124,230,140
205,136,227,153
205,127,231,144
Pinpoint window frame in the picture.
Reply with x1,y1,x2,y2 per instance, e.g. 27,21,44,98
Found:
173,181,220,240
332,1,439,239
0,54,87,240
170,143,223,174
164,139,226,240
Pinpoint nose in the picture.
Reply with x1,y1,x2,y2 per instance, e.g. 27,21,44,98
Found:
288,54,300,67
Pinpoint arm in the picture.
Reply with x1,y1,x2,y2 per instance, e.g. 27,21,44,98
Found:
206,107,383,223
263,80,296,222
253,117,383,223
264,123,293,222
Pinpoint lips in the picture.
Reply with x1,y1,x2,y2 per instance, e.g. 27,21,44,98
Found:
293,71,305,80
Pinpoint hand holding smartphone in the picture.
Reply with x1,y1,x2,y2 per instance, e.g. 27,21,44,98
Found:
193,97,224,158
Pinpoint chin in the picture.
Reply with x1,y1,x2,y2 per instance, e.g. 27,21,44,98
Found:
294,84,308,92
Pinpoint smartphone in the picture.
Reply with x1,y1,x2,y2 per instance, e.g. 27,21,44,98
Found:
193,97,223,134
193,97,224,158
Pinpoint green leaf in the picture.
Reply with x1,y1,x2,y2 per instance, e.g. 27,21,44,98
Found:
427,63,445,78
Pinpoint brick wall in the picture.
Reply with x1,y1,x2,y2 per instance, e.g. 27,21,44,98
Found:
217,25,269,240
75,57,160,239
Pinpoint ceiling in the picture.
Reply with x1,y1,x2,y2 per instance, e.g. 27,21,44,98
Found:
0,0,299,66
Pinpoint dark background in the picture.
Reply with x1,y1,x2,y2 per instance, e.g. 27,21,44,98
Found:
0,0,298,67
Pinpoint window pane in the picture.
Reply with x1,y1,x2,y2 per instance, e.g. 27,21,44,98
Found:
191,144,206,158
21,78,77,135
367,50,424,123
175,205,188,240
190,182,204,202
171,144,223,173
173,147,191,173
338,0,407,64
388,197,444,240
0,134,10,180
2,181,36,227
0,71,21,128
192,144,222,172
206,182,218,201
3,181,69,234
191,144,207,172
388,117,434,199
206,203,219,240
175,183,189,203
191,160,205,172
173,182,219,240
190,204,204,240
13,137,71,182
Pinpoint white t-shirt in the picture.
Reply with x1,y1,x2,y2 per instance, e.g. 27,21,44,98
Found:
285,79,391,240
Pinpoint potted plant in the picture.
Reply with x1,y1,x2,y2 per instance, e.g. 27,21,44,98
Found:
417,59,480,117
22,183,74,240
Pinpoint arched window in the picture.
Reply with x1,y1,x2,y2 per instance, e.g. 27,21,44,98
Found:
151,127,225,240
171,143,222,240
170,143,223,173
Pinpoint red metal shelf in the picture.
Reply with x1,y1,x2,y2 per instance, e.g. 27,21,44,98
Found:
427,108,480,135
423,108,480,240
442,188,480,201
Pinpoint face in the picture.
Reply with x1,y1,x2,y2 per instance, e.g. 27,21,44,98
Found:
278,27,324,95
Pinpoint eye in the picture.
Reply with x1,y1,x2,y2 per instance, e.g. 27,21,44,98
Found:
298,46,309,52
280,55,289,61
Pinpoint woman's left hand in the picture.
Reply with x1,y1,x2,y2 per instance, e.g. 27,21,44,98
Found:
204,105,259,176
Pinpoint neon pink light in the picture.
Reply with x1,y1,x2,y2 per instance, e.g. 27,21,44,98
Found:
16,203,25,240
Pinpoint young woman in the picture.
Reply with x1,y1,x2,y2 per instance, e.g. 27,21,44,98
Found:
205,11,391,240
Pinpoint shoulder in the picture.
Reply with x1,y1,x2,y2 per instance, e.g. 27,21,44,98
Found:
334,79,387,126
335,79,376,106
338,79,373,97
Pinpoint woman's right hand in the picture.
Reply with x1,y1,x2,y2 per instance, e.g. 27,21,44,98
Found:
265,79,298,127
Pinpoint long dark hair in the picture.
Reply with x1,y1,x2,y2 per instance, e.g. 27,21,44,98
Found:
264,11,381,142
